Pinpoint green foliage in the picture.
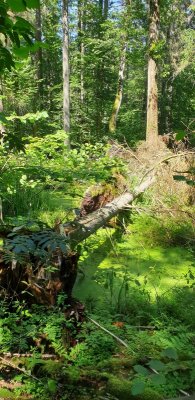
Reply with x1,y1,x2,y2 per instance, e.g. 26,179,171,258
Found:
130,213,195,247
0,135,126,223
0,0,39,74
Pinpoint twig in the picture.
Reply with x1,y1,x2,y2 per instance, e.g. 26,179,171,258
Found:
179,389,190,397
87,317,135,353
0,356,40,381
1,353,58,359
127,325,156,330
141,151,195,181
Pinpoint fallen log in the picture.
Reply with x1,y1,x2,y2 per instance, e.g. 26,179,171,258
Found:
62,175,155,247
0,175,154,304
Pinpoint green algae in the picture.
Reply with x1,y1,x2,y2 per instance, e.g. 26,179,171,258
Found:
73,221,194,304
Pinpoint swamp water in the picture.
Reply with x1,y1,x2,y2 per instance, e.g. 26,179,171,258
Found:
73,222,194,308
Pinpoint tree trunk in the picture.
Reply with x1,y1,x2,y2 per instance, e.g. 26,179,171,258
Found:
146,0,159,147
109,40,127,133
0,176,154,305
0,81,6,146
35,3,43,102
62,0,70,148
78,0,85,104
65,175,155,247
109,0,131,133
103,0,109,19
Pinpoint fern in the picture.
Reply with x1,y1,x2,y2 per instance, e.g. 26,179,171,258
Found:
43,315,68,357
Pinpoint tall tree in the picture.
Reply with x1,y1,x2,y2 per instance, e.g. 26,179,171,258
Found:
0,81,5,146
108,0,131,134
35,1,43,103
146,0,160,147
109,39,127,133
78,0,85,104
159,0,194,135
62,0,70,147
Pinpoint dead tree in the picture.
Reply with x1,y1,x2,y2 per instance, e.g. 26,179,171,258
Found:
0,176,154,305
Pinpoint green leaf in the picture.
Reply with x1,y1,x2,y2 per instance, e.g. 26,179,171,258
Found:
0,112,7,123
148,360,165,371
134,365,149,376
22,33,34,46
131,381,145,395
13,46,29,59
26,0,40,8
186,180,195,186
7,0,27,12
175,132,186,140
47,379,57,394
150,374,166,385
14,17,34,31
162,347,178,360
12,31,20,47
173,175,187,182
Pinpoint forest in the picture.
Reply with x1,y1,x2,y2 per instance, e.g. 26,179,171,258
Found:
0,0,195,399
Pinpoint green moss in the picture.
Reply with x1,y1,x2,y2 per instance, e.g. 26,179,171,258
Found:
88,182,117,197
107,375,163,400
97,356,137,370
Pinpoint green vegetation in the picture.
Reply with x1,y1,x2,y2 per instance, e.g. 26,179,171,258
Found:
0,0,195,399
0,138,194,399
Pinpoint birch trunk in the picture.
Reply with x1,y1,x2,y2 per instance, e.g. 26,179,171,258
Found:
0,176,154,304
146,0,159,147
109,40,127,133
64,175,155,247
109,0,131,133
62,0,70,148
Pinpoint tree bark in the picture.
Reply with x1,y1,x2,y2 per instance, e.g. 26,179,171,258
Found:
0,81,5,146
62,0,70,148
109,0,131,133
35,3,43,102
103,0,109,19
64,175,155,247
146,0,159,147
78,0,85,104
109,40,127,133
0,176,154,305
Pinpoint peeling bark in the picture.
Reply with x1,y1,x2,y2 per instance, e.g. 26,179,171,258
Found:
109,40,127,133
65,175,155,247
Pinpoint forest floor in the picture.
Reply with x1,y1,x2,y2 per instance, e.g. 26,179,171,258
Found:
0,140,194,399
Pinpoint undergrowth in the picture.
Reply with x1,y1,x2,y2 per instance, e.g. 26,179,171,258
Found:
0,276,195,399
0,139,194,399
